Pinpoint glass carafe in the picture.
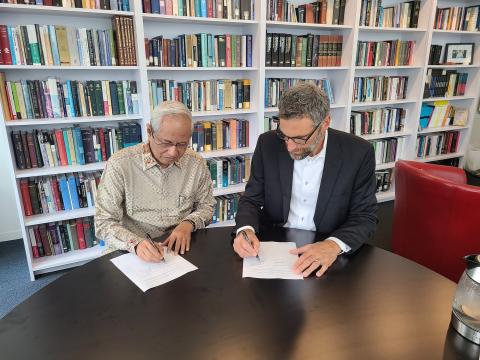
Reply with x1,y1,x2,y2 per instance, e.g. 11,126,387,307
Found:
451,255,480,345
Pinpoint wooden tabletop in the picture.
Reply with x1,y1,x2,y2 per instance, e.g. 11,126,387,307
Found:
0,226,478,360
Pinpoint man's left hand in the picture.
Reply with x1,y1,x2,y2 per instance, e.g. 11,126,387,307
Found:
290,240,342,278
163,221,194,255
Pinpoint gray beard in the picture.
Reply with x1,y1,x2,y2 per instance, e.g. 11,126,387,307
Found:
287,131,322,160
288,148,312,160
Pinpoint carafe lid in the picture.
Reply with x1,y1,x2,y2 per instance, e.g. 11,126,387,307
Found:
465,255,480,283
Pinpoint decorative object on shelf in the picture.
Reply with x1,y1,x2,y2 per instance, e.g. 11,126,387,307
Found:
444,43,474,65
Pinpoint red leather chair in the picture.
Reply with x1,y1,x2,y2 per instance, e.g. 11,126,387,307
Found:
392,160,480,282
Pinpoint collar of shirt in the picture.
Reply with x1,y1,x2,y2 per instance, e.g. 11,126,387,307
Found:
141,142,183,171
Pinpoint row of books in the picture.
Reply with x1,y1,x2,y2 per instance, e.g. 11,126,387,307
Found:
191,119,249,152
434,6,480,32
359,0,421,28
350,107,406,136
145,34,253,68
423,69,468,99
142,0,253,20
356,40,415,67
28,217,98,259
0,75,139,121
0,24,123,67
111,16,137,66
416,131,460,158
207,155,251,189
370,137,405,164
266,0,346,25
11,123,141,170
20,171,101,216
0,0,130,11
263,116,278,132
212,193,239,223
265,78,334,108
266,33,342,68
419,102,468,130
375,169,392,193
148,79,250,112
352,76,408,103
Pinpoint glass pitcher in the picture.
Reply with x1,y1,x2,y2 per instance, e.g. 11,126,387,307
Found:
451,254,480,345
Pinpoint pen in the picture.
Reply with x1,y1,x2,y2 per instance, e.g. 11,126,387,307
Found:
146,233,166,263
241,230,261,261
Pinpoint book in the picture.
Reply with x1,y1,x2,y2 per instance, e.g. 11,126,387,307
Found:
0,75,138,121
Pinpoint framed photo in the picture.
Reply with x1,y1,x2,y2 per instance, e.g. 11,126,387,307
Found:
444,43,475,65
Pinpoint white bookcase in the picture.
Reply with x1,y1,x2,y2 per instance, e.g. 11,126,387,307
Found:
0,0,478,279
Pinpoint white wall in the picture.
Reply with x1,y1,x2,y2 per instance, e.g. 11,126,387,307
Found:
471,114,480,146
0,131,21,242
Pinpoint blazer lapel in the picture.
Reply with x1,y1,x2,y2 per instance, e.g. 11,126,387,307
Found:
314,130,343,225
278,143,294,222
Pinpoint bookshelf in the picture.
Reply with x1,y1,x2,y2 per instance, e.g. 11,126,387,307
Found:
1,0,479,279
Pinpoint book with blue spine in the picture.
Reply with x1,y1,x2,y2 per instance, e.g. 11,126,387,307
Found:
67,174,80,209
72,127,86,165
6,26,17,65
48,25,61,66
58,175,72,211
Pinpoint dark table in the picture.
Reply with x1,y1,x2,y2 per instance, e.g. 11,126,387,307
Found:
0,227,478,360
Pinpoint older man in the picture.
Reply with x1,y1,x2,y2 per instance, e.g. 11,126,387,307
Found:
232,83,377,277
95,101,215,262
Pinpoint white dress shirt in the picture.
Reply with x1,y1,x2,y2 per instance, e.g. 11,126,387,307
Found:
238,130,351,254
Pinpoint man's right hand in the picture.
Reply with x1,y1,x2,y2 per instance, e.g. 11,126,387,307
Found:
135,239,165,263
233,229,260,258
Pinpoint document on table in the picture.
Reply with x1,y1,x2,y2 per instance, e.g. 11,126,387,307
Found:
111,251,198,292
243,241,303,280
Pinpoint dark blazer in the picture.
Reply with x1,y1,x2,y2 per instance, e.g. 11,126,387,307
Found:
235,128,378,252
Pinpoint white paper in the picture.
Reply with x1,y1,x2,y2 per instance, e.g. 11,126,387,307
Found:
242,241,303,280
111,251,198,292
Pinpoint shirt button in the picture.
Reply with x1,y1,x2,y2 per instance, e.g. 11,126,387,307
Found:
305,181,308,185
303,199,306,202
301,217,304,221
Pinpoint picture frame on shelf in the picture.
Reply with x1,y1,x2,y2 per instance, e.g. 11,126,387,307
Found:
443,43,474,65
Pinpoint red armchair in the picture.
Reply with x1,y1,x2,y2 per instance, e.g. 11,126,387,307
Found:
392,160,480,282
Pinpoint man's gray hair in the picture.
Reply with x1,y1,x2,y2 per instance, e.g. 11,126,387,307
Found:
150,101,193,132
278,82,330,126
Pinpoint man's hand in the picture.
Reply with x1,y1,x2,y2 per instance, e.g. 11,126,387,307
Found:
233,229,260,258
290,240,342,278
135,239,165,263
163,221,194,255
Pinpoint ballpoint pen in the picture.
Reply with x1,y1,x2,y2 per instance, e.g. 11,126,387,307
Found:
146,233,166,263
241,230,261,261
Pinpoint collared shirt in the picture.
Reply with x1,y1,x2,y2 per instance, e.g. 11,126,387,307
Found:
238,129,351,253
95,143,215,253
284,130,351,253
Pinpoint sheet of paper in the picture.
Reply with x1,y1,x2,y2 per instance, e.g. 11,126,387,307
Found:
111,251,198,292
242,241,303,280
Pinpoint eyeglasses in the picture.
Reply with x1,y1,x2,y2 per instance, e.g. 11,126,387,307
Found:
272,116,321,145
151,133,189,150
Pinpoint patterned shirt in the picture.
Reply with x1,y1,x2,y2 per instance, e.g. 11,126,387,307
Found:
95,142,215,253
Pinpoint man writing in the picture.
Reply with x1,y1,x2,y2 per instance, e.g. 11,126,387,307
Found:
233,83,377,277
95,101,215,262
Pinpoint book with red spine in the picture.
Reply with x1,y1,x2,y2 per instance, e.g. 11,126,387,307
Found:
50,176,63,212
226,34,232,67
98,128,107,161
20,179,33,216
0,25,12,65
54,129,69,166
28,227,40,258
76,218,87,249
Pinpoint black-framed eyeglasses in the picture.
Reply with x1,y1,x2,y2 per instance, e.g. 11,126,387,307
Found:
151,132,189,150
272,116,321,145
